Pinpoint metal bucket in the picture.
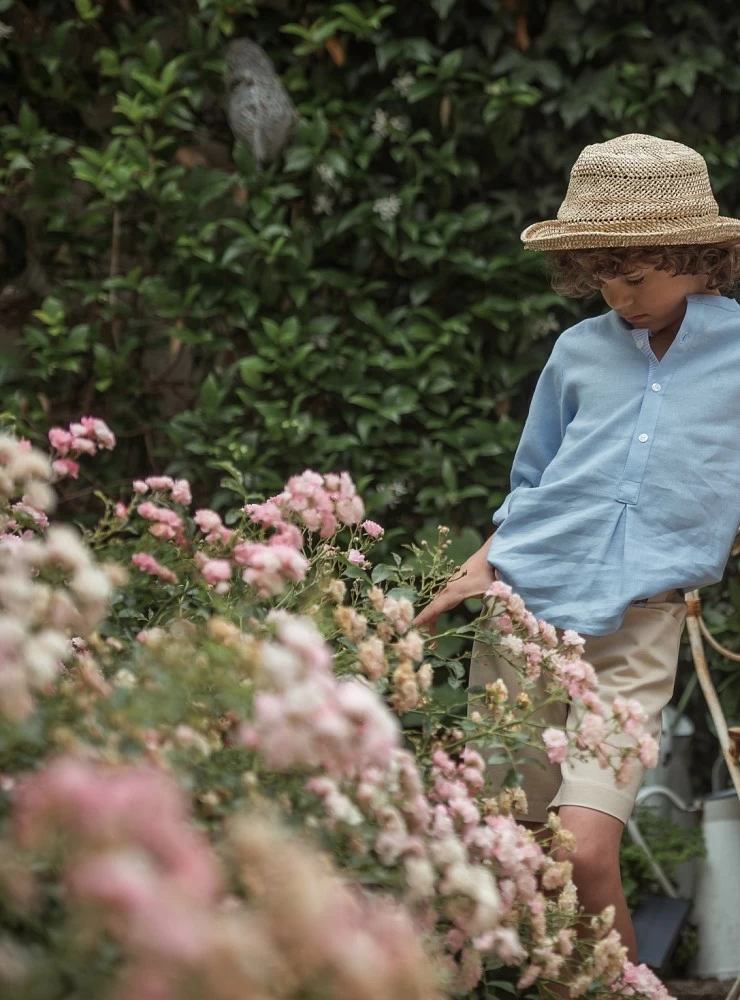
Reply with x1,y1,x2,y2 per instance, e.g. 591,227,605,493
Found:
689,788,740,979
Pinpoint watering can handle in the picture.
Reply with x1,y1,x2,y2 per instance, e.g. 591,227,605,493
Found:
625,785,699,900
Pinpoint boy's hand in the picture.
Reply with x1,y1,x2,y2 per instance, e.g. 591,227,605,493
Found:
413,534,496,637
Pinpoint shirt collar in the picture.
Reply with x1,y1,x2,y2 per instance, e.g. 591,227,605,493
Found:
612,293,738,338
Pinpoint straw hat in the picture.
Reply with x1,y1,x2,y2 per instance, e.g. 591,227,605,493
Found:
521,133,740,251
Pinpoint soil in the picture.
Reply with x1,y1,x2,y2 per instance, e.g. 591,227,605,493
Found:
666,980,736,1000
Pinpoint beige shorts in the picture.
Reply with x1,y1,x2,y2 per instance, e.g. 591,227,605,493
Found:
468,590,687,825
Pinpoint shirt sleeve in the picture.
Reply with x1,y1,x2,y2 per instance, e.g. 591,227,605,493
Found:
492,345,574,527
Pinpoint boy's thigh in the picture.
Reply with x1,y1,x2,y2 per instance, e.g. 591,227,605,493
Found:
554,591,687,824
469,626,566,822
470,590,686,825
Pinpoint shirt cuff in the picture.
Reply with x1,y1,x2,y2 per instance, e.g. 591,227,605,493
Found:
491,492,512,526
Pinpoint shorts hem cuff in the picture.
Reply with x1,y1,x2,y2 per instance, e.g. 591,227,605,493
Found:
550,779,636,825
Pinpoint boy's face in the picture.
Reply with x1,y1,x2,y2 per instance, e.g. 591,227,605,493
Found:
599,267,713,331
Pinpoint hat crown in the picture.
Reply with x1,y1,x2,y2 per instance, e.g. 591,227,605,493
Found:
557,133,719,225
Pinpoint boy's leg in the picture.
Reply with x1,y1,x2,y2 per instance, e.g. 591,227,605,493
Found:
548,590,687,980
557,805,637,960
469,619,566,821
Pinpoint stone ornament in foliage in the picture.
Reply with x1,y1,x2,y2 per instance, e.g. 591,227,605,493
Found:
224,39,298,167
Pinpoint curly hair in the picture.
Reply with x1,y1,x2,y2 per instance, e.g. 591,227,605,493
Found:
545,241,740,298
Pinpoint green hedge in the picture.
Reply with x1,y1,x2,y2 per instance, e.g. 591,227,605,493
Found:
4,0,739,533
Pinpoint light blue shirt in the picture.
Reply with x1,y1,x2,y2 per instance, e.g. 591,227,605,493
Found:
488,293,740,635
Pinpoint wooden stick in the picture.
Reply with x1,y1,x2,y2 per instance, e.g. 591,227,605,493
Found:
684,590,740,801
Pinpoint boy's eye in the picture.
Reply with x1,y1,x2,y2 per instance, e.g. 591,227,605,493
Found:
625,276,645,286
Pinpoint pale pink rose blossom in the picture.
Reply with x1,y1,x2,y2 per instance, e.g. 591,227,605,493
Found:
48,427,74,454
194,509,222,533
204,526,233,545
553,657,598,700
542,728,569,764
507,592,526,616
617,961,673,1000
52,457,80,479
361,519,384,539
145,476,174,490
71,436,96,455
242,500,284,529
577,712,607,750
538,620,558,647
148,523,177,541
268,523,303,549
492,613,514,634
238,543,309,598
114,502,128,518
170,479,192,505
347,548,370,569
637,734,659,769
615,755,639,789
11,502,49,529
612,696,649,736
200,559,232,587
136,628,166,644
561,628,584,648
132,480,149,494
137,503,183,529
131,552,178,585
499,634,524,656
80,417,116,450
485,580,513,602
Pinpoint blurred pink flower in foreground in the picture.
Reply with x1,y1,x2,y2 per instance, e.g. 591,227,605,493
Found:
13,760,437,1000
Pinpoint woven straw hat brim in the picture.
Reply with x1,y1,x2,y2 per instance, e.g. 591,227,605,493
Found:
521,214,740,251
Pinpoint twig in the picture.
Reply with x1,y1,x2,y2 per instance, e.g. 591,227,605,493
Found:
109,207,121,351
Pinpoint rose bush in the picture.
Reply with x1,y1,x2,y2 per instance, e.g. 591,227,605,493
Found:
0,420,671,1000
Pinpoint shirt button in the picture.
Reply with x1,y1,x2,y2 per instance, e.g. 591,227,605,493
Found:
651,383,662,392
636,339,644,348
638,433,649,443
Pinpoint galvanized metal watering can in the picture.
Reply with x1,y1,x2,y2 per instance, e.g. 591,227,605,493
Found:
626,588,740,1000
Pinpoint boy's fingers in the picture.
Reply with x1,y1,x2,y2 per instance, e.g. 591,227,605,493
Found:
413,588,461,635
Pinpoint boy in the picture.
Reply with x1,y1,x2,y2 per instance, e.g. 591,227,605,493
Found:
414,133,740,959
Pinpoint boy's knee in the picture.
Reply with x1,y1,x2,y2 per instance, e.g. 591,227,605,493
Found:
565,839,619,885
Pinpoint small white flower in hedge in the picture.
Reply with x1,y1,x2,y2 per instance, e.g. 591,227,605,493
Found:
313,193,334,216
392,72,414,96
317,163,337,187
373,195,402,221
372,108,390,136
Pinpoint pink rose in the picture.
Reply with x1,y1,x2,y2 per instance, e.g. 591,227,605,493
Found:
170,479,192,505
200,559,232,586
52,458,80,480
542,728,569,764
48,427,74,454
347,548,370,569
